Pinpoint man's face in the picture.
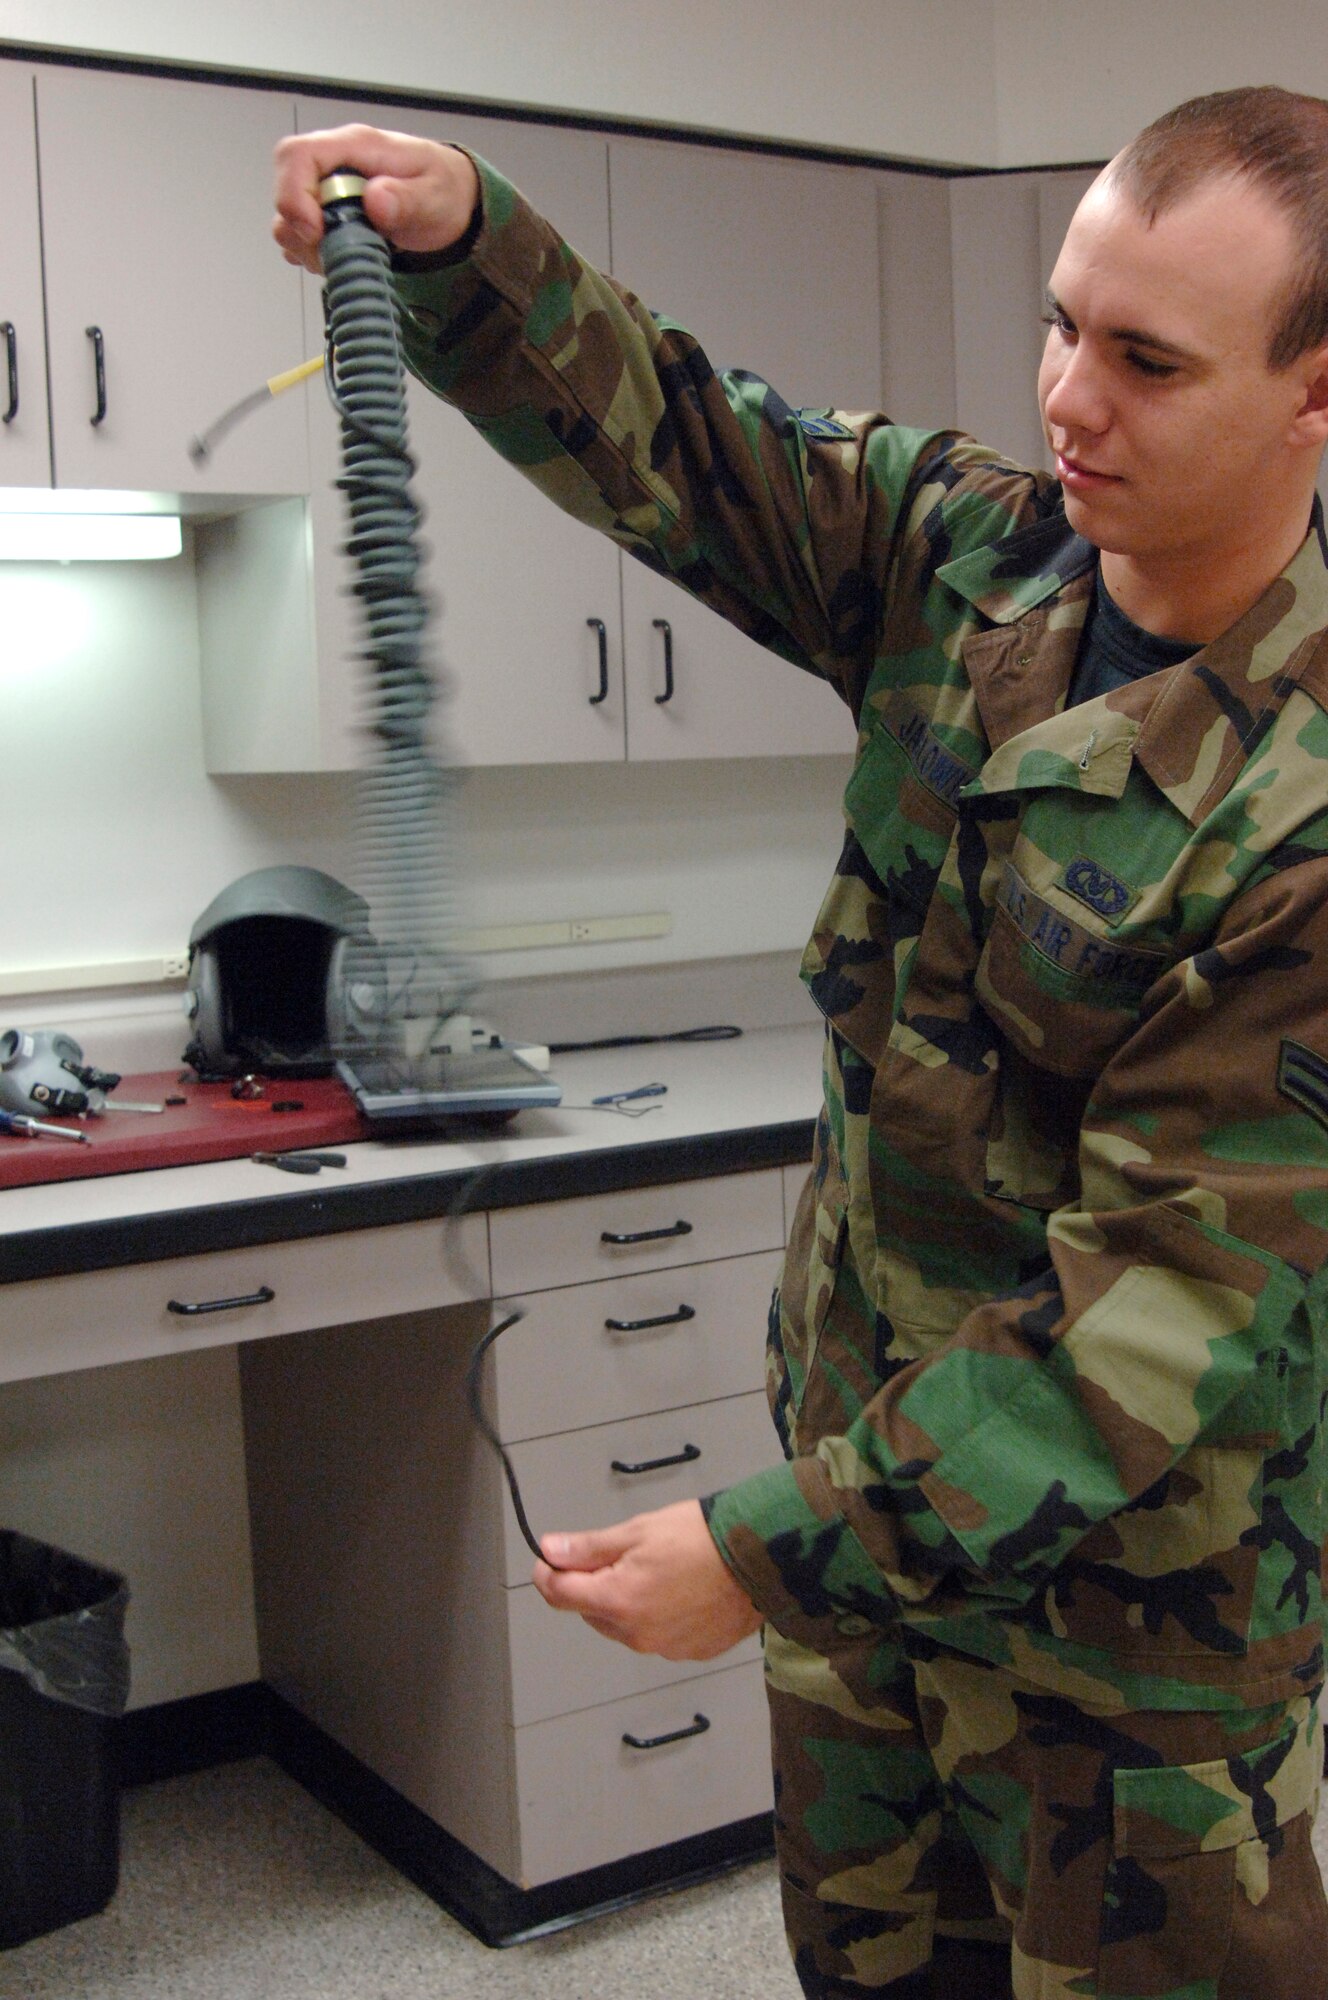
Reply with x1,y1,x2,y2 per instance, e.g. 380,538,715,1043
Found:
1038,169,1316,582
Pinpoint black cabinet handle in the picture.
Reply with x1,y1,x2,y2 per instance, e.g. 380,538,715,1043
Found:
166,1286,275,1317
611,1442,700,1475
1,323,16,423
86,326,107,426
587,616,609,704
652,618,675,704
604,1304,696,1334
623,1713,710,1750
600,1220,692,1245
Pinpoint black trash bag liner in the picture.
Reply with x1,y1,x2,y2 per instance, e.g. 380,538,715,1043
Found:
0,1530,129,1716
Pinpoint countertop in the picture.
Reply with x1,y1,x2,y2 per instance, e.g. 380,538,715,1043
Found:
0,1023,823,1285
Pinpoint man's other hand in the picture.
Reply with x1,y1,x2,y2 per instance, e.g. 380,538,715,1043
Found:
273,125,481,272
533,1500,763,1660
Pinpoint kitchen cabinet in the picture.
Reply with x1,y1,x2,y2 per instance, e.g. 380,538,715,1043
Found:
0,61,307,497
241,1167,786,1889
0,67,50,488
607,137,875,761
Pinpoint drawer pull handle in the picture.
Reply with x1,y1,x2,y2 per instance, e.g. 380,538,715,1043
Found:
166,1285,276,1317
587,616,609,704
611,1442,700,1475
604,1304,696,1334
1,322,17,423
600,1220,693,1245
86,325,107,426
652,618,675,704
623,1713,710,1751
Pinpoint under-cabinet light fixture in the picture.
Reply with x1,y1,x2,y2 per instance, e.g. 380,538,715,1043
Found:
0,513,182,561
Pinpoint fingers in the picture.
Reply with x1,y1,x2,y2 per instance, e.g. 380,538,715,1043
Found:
540,1526,631,1573
272,124,480,271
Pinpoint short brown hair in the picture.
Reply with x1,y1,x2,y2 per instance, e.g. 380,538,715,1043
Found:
1109,86,1328,368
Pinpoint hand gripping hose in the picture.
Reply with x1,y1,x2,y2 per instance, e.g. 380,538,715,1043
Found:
317,171,475,1070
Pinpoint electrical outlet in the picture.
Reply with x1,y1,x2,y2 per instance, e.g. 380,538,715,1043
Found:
161,952,191,981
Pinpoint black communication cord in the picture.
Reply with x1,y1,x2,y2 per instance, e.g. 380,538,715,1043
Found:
548,1024,742,1054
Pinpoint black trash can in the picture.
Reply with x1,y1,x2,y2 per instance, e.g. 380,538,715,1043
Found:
0,1530,130,1948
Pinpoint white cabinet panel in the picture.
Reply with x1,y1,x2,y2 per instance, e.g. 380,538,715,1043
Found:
0,1214,488,1384
488,1166,785,1294
505,1578,762,1726
35,68,308,495
490,1247,779,1440
513,1655,771,1884
609,138,875,761
0,67,50,487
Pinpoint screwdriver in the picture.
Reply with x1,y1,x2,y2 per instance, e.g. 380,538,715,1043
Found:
0,1108,89,1144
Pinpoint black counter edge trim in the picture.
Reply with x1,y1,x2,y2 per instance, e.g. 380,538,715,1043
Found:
1,1121,815,1285
119,1682,774,1947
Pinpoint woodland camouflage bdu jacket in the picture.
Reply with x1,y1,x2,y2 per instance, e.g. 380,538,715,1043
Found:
394,156,1328,1712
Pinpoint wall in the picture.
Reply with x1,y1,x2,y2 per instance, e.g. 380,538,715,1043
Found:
0,538,849,1051
6,0,1000,167
8,0,1328,169
990,0,1328,167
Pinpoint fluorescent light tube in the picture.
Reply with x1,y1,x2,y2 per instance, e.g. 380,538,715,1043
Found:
0,514,182,561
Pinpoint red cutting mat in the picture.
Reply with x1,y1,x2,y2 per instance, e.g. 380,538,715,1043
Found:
0,1072,367,1188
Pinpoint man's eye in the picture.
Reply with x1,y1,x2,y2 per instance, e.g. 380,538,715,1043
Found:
1040,311,1074,339
1126,350,1179,379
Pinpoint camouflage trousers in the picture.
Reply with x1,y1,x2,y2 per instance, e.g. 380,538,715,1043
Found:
764,1621,1327,1999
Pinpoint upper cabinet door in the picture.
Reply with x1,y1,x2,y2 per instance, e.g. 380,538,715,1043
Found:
0,67,51,487
295,98,625,769
608,140,875,761
37,69,308,495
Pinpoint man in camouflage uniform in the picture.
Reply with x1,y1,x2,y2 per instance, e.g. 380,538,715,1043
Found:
275,86,1328,1998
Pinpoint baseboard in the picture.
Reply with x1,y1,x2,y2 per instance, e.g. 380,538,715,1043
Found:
117,1682,774,1946
119,1681,272,1788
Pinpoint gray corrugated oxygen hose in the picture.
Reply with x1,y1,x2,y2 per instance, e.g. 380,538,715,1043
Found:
317,169,476,1076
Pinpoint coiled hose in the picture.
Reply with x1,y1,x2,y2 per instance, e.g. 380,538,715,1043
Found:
318,172,475,1070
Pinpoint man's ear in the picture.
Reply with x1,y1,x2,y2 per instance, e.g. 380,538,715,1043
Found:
1292,342,1328,445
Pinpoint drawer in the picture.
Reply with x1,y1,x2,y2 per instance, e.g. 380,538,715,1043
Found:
506,1579,762,1726
487,1169,785,1296
0,1214,489,1384
489,1249,780,1441
500,1388,777,1586
513,1654,772,1884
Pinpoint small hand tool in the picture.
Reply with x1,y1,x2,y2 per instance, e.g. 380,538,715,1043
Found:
591,1082,667,1106
251,1150,349,1175
0,1108,89,1143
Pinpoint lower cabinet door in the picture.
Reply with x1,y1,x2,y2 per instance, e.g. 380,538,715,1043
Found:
512,1655,772,1884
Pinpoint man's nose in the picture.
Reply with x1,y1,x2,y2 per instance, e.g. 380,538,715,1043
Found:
1042,341,1110,438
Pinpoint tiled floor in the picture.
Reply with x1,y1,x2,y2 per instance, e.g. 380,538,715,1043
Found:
3,1756,1327,2000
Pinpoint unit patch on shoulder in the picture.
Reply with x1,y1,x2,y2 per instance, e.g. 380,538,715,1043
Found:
795,410,856,442
1278,1039,1328,1134
1061,856,1136,923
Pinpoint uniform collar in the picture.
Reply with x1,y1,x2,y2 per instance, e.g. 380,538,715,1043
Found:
944,499,1328,824
1129,501,1328,824
936,511,1098,623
